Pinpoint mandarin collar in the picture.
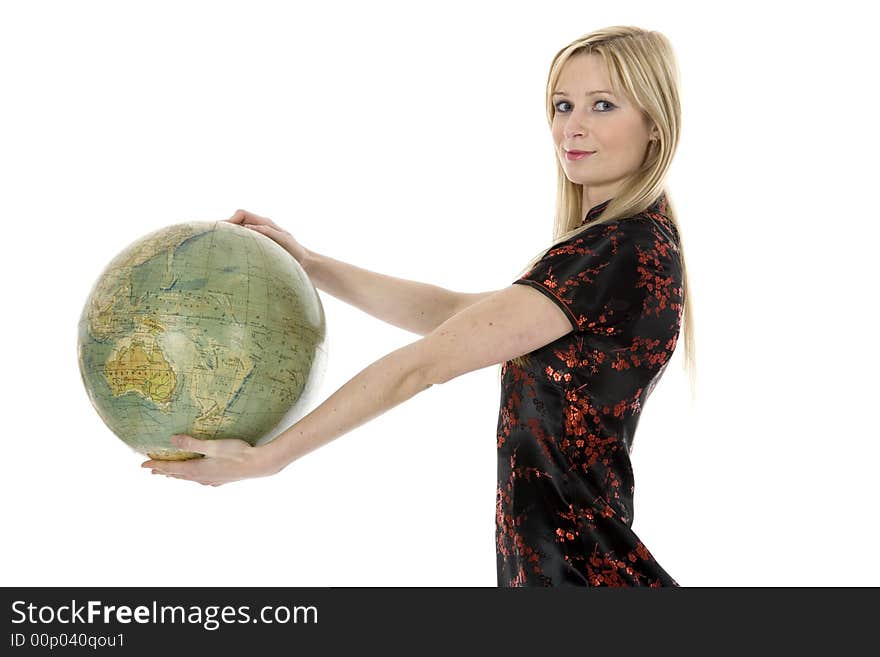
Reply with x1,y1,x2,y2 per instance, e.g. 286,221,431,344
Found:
582,193,668,224
650,192,668,216
584,198,613,223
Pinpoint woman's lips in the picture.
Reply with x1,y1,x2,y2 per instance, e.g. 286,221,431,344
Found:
566,150,595,161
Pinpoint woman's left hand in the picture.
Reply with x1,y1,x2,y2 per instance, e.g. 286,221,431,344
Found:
141,435,282,486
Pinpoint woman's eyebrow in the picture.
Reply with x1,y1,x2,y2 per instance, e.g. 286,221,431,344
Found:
552,89,613,97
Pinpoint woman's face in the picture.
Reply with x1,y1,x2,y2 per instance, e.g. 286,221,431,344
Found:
551,53,657,207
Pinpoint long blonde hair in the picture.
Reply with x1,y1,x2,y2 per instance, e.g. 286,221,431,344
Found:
509,26,696,402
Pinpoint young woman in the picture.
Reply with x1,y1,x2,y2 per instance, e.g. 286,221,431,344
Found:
143,25,695,587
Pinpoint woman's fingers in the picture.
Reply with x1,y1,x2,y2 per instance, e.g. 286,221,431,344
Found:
246,223,289,243
226,209,268,226
226,209,249,224
260,216,286,232
246,224,292,251
226,209,279,228
226,211,299,257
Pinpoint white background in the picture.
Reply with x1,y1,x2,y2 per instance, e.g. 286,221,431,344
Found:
1,0,877,587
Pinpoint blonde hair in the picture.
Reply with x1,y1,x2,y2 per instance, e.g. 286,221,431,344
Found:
509,26,696,402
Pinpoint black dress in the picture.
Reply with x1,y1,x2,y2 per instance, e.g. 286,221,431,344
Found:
496,193,683,587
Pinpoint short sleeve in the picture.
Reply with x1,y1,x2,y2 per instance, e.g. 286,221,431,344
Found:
513,221,650,336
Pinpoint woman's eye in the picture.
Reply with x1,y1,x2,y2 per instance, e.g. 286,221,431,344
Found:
554,100,573,112
554,99,614,113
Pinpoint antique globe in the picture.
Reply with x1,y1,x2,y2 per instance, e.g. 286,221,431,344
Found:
77,221,327,460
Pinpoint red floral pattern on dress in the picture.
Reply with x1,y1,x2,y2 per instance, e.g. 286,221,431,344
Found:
496,194,682,587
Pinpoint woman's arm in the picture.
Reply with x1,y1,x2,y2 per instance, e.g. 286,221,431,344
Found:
305,251,499,336
229,210,495,336
264,337,435,468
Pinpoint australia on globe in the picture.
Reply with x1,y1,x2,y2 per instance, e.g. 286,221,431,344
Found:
77,220,327,461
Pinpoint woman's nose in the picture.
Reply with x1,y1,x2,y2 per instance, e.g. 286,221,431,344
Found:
564,114,589,139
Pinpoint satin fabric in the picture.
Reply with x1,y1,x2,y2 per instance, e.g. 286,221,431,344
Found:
496,194,683,586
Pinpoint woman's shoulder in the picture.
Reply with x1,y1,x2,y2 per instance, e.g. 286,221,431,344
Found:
639,196,681,247
609,206,680,252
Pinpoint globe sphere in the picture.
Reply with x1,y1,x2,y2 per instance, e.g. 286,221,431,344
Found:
77,221,327,460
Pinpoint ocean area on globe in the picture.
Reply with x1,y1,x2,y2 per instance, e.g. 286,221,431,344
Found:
77,220,327,460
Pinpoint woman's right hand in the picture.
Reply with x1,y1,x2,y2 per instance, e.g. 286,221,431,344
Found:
225,209,311,267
